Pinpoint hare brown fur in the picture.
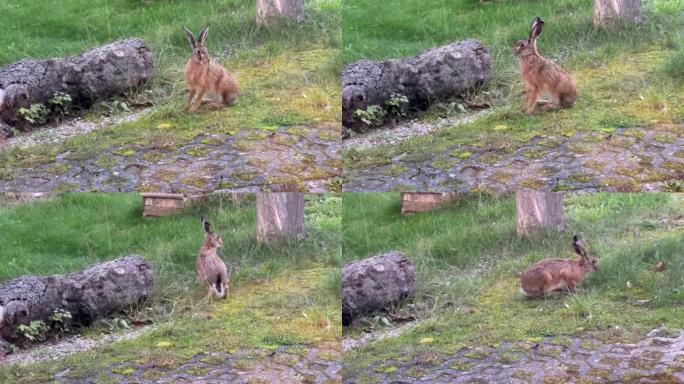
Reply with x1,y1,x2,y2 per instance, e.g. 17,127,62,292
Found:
513,17,577,114
183,26,239,113
196,216,229,300
521,235,598,297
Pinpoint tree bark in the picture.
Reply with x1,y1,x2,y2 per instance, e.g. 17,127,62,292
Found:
256,0,305,26
0,38,154,136
0,255,155,355
515,191,565,235
342,251,416,326
594,0,643,27
342,39,491,131
256,192,305,244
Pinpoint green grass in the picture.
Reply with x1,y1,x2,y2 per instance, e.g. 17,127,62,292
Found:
342,0,684,169
342,193,684,364
0,0,340,178
0,193,341,307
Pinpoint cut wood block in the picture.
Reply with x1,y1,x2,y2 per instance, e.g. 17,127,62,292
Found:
400,192,453,214
141,193,186,217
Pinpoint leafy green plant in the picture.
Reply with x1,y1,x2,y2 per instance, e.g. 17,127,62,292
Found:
16,320,48,342
353,104,385,127
101,99,131,116
48,308,73,333
384,93,409,118
17,103,49,125
435,101,467,117
100,316,131,333
17,92,73,125
48,92,73,120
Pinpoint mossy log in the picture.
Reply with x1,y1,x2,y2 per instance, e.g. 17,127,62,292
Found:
0,38,154,137
0,255,155,355
342,39,491,131
342,251,416,326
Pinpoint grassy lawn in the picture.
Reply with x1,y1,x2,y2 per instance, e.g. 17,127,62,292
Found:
342,0,684,179
0,0,340,182
0,193,341,382
342,193,684,366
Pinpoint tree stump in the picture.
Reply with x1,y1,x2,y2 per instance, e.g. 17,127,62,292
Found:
256,0,305,26
594,0,643,27
342,39,491,130
515,191,565,235
342,251,416,326
256,192,305,244
0,255,155,355
0,38,155,135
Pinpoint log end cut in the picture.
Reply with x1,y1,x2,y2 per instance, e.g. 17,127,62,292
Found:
342,251,416,326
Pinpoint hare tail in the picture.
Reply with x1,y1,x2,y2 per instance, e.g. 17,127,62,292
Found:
213,275,225,298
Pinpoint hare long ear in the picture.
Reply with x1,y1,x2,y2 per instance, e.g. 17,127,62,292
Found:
183,26,196,48
202,216,213,234
573,235,588,258
529,16,544,40
198,25,209,46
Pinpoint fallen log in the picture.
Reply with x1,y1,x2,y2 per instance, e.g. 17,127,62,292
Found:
0,38,154,136
342,251,416,326
0,255,155,355
342,39,491,131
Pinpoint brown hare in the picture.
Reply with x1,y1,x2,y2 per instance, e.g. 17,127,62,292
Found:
513,17,577,114
182,25,239,113
196,216,229,300
521,235,598,297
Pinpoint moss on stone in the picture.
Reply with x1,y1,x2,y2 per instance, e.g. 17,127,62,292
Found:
518,178,546,189
587,367,611,378
449,360,474,371
186,147,211,157
661,161,684,171
53,182,80,192
273,135,297,147
112,148,136,157
374,364,398,373
403,366,427,378
45,163,70,175
432,157,455,170
382,164,406,177
477,152,501,164
450,149,474,159
232,140,257,152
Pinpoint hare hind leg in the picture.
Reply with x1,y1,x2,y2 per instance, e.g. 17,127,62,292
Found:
222,281,230,299
203,284,215,301
185,89,197,112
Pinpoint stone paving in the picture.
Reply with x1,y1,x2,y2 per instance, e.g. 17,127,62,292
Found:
343,328,684,384
343,124,684,192
0,124,341,193
52,344,341,384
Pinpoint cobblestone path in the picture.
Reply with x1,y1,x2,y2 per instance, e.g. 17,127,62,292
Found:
53,344,341,384
343,328,684,384
344,124,684,192
0,124,341,193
